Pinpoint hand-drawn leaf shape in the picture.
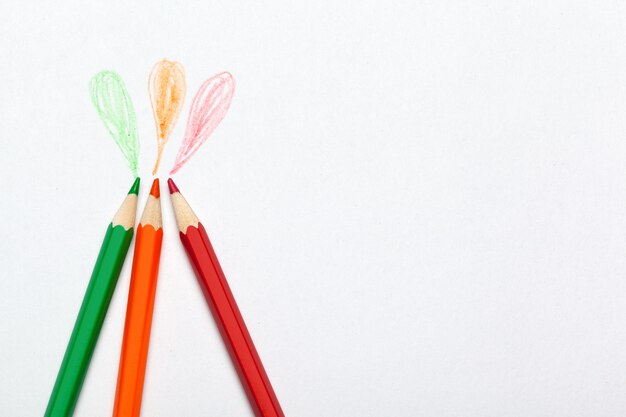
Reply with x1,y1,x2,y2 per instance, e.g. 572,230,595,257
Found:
89,71,139,177
170,72,235,175
149,59,186,174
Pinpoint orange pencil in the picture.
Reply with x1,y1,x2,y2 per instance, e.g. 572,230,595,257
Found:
113,179,163,417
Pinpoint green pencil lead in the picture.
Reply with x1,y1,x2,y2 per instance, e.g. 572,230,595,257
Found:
128,177,140,195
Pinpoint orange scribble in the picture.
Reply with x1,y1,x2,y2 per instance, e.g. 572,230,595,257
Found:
148,59,186,175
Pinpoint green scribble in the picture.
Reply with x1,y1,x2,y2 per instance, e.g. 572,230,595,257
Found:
89,71,139,177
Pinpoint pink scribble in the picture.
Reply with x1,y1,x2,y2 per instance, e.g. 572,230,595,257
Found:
170,72,235,175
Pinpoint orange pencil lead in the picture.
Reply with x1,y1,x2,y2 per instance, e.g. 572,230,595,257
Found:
150,178,160,198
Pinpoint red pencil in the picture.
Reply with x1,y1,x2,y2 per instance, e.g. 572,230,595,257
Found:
167,178,284,417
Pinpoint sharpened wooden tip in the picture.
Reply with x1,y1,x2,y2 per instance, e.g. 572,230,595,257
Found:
140,189,163,229
112,193,138,230
168,182,199,233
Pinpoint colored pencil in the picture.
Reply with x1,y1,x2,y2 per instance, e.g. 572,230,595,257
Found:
113,178,163,417
167,178,285,417
45,178,140,417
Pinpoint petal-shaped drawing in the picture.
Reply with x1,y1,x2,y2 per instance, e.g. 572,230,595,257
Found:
170,72,235,175
149,59,186,174
89,71,139,177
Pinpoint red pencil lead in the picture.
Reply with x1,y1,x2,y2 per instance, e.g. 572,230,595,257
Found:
149,179,160,198
167,178,179,194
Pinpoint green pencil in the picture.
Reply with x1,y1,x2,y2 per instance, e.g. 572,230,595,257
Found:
45,178,140,417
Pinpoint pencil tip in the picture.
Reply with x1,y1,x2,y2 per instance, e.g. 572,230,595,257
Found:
150,178,160,198
128,177,140,195
167,178,179,194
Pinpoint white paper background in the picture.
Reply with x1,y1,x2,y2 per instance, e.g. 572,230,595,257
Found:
3,1,626,416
